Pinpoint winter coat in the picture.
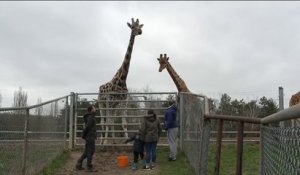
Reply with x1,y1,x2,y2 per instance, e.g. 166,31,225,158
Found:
140,115,162,143
82,113,97,140
164,104,178,130
125,133,144,153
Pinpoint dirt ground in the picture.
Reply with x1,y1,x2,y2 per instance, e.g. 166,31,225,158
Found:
56,151,159,175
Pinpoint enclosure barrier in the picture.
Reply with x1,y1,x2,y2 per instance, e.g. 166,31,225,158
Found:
73,92,177,147
1,92,299,175
0,95,70,175
259,104,300,175
178,92,210,175
202,102,300,175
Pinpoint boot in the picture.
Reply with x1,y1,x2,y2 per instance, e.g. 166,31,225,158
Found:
131,163,137,171
75,163,84,170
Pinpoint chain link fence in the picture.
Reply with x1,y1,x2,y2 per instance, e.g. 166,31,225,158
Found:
0,96,69,175
261,126,300,175
0,109,26,175
179,93,210,175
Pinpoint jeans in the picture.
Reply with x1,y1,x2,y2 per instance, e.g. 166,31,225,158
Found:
77,138,95,168
145,142,157,164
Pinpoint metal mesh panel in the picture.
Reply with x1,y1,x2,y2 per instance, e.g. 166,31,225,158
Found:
0,97,68,175
180,93,211,175
25,99,68,174
261,126,300,175
0,109,26,175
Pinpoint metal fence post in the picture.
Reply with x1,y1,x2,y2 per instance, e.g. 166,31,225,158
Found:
236,121,244,175
69,92,75,149
21,108,30,175
278,87,285,127
214,119,224,175
201,96,210,175
259,124,266,175
64,96,68,149
74,93,78,147
179,93,184,150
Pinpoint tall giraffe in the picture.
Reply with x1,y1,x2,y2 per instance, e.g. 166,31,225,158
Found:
157,54,191,93
98,18,143,144
289,91,300,127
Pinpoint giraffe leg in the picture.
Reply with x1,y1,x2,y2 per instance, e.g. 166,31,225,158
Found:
101,96,111,145
99,109,105,145
103,104,111,145
111,109,116,144
121,98,128,139
98,98,106,145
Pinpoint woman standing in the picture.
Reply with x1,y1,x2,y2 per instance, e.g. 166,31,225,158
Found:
140,110,162,170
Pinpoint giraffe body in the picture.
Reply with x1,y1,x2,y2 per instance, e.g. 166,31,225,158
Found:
98,18,143,144
289,91,300,127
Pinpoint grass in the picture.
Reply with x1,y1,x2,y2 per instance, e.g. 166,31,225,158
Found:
208,143,260,175
157,148,195,175
156,143,259,175
39,150,70,175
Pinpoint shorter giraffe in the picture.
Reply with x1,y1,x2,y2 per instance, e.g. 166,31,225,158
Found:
289,91,300,127
157,54,196,137
157,54,190,93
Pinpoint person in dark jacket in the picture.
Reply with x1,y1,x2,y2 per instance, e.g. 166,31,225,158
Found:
124,132,145,170
140,110,162,170
75,106,98,172
164,99,178,161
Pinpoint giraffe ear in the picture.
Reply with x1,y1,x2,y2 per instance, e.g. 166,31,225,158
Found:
127,22,132,28
157,58,160,61
167,57,169,61
140,24,144,28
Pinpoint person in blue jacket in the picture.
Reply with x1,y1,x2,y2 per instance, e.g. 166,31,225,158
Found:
164,99,178,161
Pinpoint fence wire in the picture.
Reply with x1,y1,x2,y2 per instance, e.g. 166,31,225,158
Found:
0,97,68,175
261,126,300,175
180,93,210,175
0,109,26,175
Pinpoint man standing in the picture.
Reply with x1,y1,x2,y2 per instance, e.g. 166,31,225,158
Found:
164,99,178,161
76,106,97,172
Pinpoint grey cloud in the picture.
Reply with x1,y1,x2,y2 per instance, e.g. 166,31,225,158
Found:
1,1,300,108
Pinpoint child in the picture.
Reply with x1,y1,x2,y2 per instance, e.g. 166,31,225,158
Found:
124,132,145,170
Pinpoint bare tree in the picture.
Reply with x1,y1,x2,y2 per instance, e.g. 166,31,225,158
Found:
13,87,28,114
35,97,43,116
50,101,58,117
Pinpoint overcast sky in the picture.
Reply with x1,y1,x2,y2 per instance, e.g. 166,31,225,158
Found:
1,1,300,108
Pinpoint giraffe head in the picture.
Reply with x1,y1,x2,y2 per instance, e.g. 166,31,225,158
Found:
127,18,143,36
157,54,169,72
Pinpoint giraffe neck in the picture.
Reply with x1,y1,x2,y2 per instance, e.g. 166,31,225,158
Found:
165,62,190,92
112,32,135,83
